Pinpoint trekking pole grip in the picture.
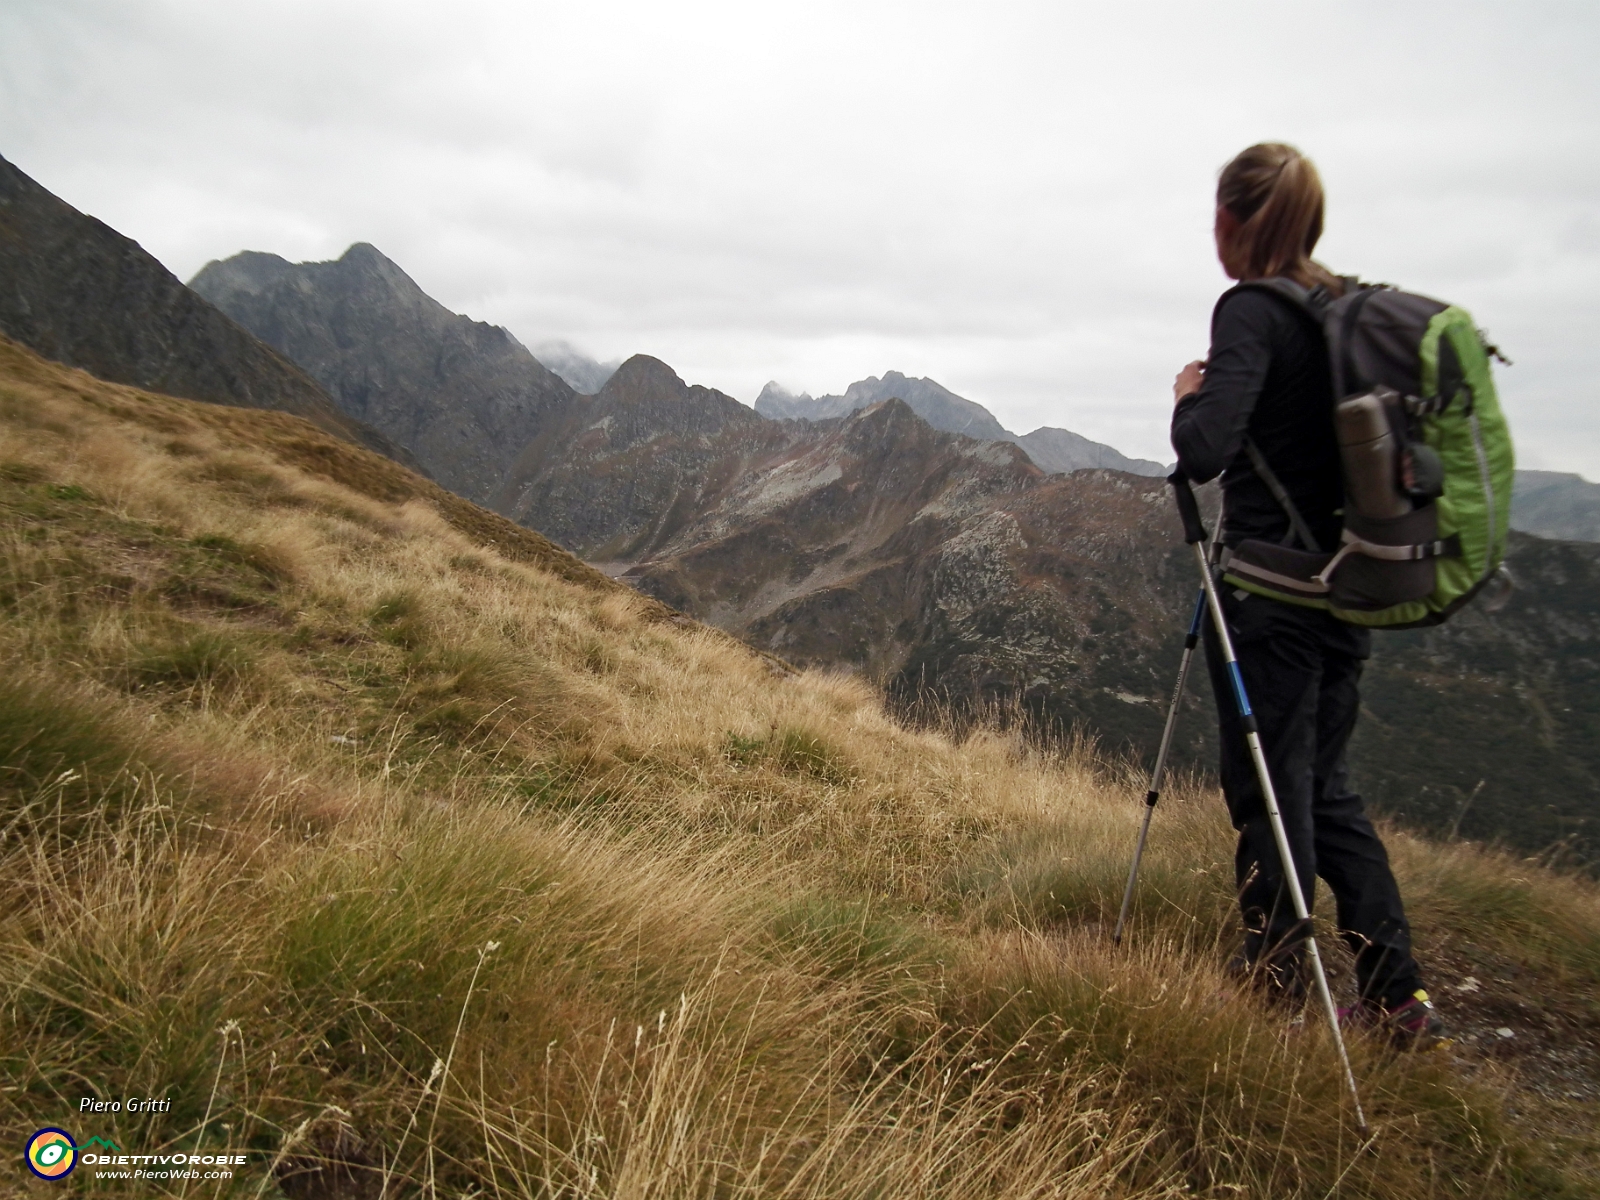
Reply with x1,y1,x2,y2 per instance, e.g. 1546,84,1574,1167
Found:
1169,472,1208,545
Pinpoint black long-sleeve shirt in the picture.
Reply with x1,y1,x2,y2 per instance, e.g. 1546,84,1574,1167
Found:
1171,287,1345,550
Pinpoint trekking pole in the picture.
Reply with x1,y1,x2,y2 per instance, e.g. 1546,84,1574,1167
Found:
1113,497,1226,945
1170,473,1370,1136
1111,587,1206,947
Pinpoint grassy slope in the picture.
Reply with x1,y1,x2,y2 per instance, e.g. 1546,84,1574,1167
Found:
1,334,1597,1198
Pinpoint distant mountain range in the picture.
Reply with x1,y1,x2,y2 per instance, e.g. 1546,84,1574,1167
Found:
189,245,1170,501
187,241,1597,862
756,374,1171,476
757,374,1013,439
1513,470,1600,542
179,244,1228,769
0,154,411,467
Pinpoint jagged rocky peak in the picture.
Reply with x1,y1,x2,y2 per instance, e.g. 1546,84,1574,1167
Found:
327,242,448,313
753,380,817,419
777,371,1013,441
837,371,1009,439
189,249,298,296
593,354,763,438
192,242,446,325
601,353,686,397
840,395,965,447
331,242,410,289
189,242,576,505
754,367,1167,476
1014,426,1168,477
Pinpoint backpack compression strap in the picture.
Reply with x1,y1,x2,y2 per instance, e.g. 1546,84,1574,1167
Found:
1312,530,1463,585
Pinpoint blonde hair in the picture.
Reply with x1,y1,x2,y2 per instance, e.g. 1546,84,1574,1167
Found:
1217,143,1340,290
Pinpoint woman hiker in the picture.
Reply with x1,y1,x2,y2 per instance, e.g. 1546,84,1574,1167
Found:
1169,142,1445,1047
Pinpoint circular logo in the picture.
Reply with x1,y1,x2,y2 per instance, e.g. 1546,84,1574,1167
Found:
26,1128,77,1180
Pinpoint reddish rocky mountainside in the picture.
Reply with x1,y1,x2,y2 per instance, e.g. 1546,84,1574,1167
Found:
633,418,1198,747
486,354,1220,761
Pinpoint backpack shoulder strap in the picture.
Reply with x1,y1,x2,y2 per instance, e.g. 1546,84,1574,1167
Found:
1242,437,1321,552
1222,276,1337,324
1233,276,1388,397
1211,277,1343,553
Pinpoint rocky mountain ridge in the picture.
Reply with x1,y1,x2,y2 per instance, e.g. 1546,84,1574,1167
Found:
0,154,410,465
756,372,1170,476
758,372,1013,441
189,245,577,505
1513,470,1600,542
494,353,790,556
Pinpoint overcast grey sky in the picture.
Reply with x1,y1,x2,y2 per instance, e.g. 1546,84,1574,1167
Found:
4,0,1597,475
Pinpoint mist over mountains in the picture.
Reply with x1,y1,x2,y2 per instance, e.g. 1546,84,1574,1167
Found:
532,339,623,394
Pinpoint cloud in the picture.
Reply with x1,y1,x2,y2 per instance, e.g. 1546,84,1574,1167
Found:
4,0,1598,473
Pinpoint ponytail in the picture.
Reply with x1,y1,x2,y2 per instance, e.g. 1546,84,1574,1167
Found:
1217,143,1341,292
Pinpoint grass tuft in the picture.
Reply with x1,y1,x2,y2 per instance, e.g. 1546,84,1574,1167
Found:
130,627,254,688
370,588,428,649
725,725,855,785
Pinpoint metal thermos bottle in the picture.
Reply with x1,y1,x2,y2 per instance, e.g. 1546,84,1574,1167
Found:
1335,392,1411,519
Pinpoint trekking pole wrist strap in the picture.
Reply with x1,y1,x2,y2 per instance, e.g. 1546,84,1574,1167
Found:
1170,472,1208,545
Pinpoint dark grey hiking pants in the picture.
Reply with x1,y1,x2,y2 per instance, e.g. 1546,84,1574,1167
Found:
1203,586,1422,1008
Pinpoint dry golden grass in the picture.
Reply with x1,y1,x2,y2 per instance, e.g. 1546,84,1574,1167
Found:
1,334,1597,1198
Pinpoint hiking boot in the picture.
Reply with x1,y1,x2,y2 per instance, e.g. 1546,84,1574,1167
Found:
1340,988,1451,1051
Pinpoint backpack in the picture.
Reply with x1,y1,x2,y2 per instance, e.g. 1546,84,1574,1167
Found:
1220,278,1515,629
